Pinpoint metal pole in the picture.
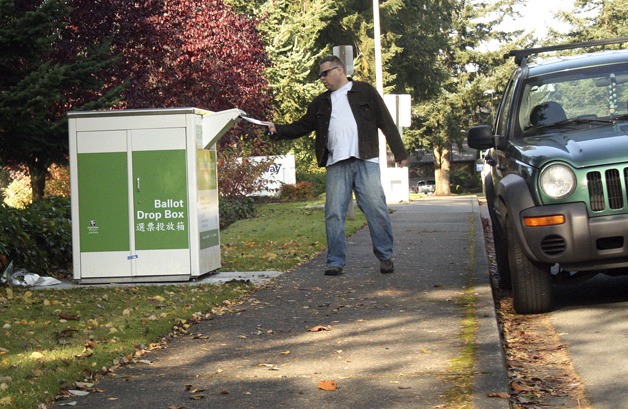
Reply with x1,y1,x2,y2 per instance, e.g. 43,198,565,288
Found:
373,0,384,96
373,0,388,179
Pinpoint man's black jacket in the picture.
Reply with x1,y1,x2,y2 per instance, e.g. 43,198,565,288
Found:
273,80,408,167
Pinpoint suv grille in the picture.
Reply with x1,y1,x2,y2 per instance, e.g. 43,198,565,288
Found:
587,169,626,211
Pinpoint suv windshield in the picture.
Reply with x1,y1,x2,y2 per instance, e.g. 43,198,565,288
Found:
516,62,628,136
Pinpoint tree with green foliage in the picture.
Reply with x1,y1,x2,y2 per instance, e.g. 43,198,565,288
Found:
229,0,529,193
361,0,454,101
258,0,338,174
228,0,451,175
225,0,339,174
553,0,628,42
0,0,121,202
309,0,449,100
405,0,527,194
316,0,400,88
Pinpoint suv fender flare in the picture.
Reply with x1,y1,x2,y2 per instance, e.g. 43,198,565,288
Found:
484,172,495,200
496,174,540,262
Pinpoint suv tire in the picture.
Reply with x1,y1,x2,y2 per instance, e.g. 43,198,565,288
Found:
507,213,553,314
490,207,511,290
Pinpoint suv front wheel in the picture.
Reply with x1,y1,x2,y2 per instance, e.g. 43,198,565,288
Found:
506,213,553,314
489,206,511,290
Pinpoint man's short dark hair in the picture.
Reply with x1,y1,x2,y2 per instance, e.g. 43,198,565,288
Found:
319,55,344,67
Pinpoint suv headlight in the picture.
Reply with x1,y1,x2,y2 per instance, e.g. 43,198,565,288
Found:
540,164,576,199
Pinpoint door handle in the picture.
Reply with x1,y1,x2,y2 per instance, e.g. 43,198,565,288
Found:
136,177,141,192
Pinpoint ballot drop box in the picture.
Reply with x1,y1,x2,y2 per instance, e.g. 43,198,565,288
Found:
68,108,243,283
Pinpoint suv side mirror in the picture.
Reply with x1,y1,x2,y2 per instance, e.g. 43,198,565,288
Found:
467,125,495,149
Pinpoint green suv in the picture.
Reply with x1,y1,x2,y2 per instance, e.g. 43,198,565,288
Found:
468,38,628,314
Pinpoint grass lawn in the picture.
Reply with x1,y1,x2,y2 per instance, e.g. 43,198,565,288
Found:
0,199,367,409
221,200,366,271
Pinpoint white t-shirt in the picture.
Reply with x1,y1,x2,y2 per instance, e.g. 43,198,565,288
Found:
326,82,379,166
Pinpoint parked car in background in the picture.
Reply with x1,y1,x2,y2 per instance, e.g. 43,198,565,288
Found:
413,179,435,194
468,38,628,314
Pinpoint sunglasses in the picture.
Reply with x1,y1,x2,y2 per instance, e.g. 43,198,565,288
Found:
319,66,340,78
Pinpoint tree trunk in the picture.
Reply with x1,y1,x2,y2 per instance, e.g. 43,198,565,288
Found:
29,164,47,202
433,145,451,196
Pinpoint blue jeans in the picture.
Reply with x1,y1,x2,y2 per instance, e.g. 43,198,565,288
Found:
325,158,394,267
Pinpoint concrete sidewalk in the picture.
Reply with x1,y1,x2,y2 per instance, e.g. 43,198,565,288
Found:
51,196,509,408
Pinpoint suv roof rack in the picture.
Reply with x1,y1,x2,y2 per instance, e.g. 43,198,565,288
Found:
505,37,628,66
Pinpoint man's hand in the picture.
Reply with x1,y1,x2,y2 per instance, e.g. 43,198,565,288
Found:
261,121,276,134
396,159,408,168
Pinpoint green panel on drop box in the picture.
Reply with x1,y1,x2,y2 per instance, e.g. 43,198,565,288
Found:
133,149,189,250
77,152,130,252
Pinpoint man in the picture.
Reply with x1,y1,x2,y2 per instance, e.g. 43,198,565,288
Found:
264,55,408,276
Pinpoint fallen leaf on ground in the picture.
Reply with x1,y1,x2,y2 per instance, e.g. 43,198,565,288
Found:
308,325,332,332
487,391,510,399
318,380,337,391
510,381,534,393
149,296,166,302
185,384,205,393
68,390,89,396
74,382,94,390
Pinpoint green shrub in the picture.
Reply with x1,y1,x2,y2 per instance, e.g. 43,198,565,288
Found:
219,196,256,229
296,170,326,196
279,181,315,202
0,196,72,277
451,168,482,193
